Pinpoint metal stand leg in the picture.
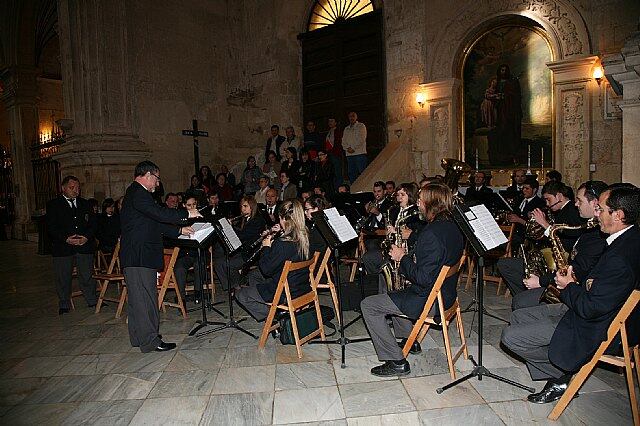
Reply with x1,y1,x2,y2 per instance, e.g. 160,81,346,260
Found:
189,247,226,335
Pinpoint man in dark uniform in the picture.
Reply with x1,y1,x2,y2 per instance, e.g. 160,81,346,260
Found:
360,183,464,377
464,171,493,205
120,161,200,352
500,181,608,307
501,184,640,404
504,177,545,253
531,181,584,252
46,175,98,314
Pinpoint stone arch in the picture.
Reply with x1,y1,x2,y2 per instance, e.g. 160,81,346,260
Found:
427,0,591,82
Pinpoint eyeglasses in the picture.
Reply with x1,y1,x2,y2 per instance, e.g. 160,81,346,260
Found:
150,173,161,181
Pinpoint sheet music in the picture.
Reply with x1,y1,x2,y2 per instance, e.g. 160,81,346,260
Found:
178,221,215,243
467,204,508,250
324,207,358,243
217,218,242,251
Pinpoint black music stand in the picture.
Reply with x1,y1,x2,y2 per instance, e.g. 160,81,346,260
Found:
165,229,227,336
195,219,257,339
308,209,371,368
436,204,534,394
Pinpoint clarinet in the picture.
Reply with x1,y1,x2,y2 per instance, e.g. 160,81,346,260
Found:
239,230,283,275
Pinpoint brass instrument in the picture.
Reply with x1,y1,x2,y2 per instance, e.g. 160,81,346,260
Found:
441,158,471,205
240,229,283,275
520,241,550,280
524,210,553,240
539,218,598,304
381,205,419,292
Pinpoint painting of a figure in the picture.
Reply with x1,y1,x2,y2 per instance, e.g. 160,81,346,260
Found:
464,25,552,169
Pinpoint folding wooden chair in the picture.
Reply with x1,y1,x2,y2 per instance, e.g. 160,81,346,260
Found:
258,252,322,359
157,247,187,319
465,223,515,295
93,239,124,313
549,290,640,425
401,254,468,380
313,247,341,325
339,230,364,282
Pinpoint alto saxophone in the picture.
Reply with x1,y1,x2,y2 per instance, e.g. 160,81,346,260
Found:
381,206,419,292
538,218,598,304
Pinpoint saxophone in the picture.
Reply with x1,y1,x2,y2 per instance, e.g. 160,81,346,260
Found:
538,218,598,304
381,205,419,292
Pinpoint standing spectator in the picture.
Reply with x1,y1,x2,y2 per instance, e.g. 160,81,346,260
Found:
220,165,236,188
199,166,214,193
265,125,286,161
283,126,298,159
325,117,343,189
214,173,234,201
342,111,368,183
97,198,121,253
262,150,281,190
240,156,262,195
46,176,98,314
314,149,335,197
302,120,322,159
297,149,315,193
255,176,270,205
280,147,299,185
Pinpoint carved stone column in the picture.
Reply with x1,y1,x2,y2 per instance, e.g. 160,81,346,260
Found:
0,66,39,238
54,0,148,199
419,78,461,175
602,33,640,187
547,56,598,191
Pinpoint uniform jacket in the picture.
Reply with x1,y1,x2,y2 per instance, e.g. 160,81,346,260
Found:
46,196,97,257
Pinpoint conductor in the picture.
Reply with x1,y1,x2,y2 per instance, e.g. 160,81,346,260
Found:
120,161,201,352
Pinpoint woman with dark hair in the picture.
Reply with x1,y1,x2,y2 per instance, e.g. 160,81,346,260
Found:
314,149,335,197
214,173,234,201
199,166,214,193
304,194,331,255
297,149,315,192
235,199,311,321
214,195,266,290
96,198,120,253
88,198,100,214
240,156,262,195
262,150,281,190
279,147,299,185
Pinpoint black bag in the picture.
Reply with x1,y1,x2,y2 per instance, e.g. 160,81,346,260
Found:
279,305,336,345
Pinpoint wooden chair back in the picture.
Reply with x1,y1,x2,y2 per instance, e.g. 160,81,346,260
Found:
313,247,341,325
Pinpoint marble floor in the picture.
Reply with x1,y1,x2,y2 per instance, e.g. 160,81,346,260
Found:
0,240,636,425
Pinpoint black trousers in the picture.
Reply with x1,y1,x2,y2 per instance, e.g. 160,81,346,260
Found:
123,267,162,352
53,253,97,309
234,269,270,321
173,254,202,297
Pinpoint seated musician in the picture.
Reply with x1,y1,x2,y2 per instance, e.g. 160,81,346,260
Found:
96,198,120,253
214,195,266,291
464,171,493,205
362,183,422,280
501,185,640,404
260,188,281,227
505,177,545,252
532,181,584,252
174,195,204,302
235,200,311,322
360,183,464,377
200,191,227,223
362,181,393,230
304,194,331,255
498,181,608,308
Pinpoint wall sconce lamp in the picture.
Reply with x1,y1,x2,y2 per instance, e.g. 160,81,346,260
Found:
593,65,604,86
416,92,426,108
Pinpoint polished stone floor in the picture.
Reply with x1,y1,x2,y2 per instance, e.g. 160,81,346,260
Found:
0,240,636,425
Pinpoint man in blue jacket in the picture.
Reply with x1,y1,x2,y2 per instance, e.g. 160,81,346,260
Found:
120,161,200,353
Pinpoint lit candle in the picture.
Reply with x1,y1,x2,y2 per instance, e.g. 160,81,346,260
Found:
541,147,544,170
475,148,479,170
527,144,531,172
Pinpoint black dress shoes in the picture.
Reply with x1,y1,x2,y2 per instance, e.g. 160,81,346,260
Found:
527,381,575,404
371,360,410,377
154,341,177,352
398,338,422,354
58,307,70,315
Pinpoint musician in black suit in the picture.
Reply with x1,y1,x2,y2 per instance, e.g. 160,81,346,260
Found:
531,181,584,252
46,175,99,314
505,177,545,252
361,184,464,377
499,181,608,306
235,200,311,321
214,195,266,291
265,125,286,161
363,181,394,230
501,184,640,404
501,168,528,208
199,191,227,223
119,161,201,352
260,188,281,227
173,195,204,303
464,171,493,205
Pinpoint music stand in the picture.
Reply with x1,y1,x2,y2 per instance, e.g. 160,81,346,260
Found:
308,208,371,368
436,203,535,394
195,218,257,339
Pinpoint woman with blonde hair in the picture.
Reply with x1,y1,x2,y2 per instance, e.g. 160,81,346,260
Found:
235,199,311,322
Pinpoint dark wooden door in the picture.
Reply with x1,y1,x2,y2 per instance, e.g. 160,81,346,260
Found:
300,10,385,160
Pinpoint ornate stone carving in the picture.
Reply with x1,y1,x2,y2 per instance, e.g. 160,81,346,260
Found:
432,105,450,154
428,0,590,81
561,90,585,188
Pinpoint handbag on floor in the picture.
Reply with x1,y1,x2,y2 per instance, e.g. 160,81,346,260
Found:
279,305,336,345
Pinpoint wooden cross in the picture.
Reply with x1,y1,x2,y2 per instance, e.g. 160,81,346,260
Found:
181,119,209,175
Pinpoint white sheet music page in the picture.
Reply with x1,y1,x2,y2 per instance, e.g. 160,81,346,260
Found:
217,218,242,250
178,222,215,243
467,204,508,250
324,207,358,243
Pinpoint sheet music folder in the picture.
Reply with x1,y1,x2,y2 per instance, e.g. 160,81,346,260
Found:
213,218,242,254
453,203,508,257
311,207,358,249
